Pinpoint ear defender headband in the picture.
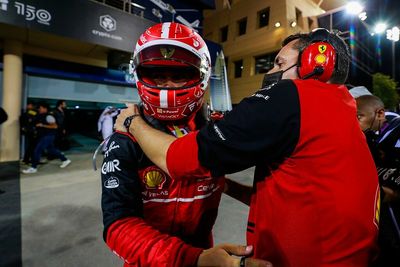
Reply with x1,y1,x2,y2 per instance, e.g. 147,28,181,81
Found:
298,28,336,82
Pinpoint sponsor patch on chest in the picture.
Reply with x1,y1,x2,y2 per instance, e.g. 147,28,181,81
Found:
141,166,167,189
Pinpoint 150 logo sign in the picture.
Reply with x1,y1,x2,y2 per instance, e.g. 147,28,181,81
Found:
0,1,52,26
15,1,51,25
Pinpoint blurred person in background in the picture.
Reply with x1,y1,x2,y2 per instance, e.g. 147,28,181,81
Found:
356,95,400,267
53,100,69,151
22,102,71,174
98,106,118,150
20,102,37,165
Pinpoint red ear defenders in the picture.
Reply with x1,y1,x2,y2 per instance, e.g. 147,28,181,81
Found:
298,28,336,82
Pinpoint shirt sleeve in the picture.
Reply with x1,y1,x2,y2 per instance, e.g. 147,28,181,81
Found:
106,217,203,267
167,79,301,178
46,115,56,124
101,132,203,267
101,132,144,238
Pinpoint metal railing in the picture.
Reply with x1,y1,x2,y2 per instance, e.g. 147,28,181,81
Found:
91,0,146,17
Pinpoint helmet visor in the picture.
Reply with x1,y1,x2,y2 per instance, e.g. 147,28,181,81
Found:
133,45,204,89
137,65,200,89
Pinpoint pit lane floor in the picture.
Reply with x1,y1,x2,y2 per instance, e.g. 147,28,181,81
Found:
1,134,253,267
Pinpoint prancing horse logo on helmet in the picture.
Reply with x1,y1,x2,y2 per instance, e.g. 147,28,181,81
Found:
160,47,175,58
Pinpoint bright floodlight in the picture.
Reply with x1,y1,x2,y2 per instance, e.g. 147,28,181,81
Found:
387,26,400,42
374,23,387,34
274,21,281,28
346,1,364,15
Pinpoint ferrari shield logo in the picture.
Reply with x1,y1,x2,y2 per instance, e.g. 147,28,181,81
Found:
160,47,175,58
318,45,327,54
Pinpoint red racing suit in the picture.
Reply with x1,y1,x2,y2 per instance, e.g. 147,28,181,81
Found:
101,114,224,267
167,79,379,267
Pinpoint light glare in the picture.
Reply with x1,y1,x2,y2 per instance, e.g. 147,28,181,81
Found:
346,1,364,15
374,23,387,34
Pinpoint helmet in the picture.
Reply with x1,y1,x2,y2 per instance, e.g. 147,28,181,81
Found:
132,22,211,121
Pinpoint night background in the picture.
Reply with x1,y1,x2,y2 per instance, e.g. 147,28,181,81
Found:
318,0,400,89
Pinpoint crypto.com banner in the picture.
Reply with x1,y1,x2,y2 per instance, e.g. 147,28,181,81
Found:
0,0,154,52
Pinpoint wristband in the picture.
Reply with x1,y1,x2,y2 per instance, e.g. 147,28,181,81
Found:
123,114,141,131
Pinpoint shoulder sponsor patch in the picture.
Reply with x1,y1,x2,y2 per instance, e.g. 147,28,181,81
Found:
101,159,121,174
104,141,120,157
104,176,119,189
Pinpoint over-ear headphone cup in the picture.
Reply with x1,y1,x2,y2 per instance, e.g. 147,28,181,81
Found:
298,41,336,82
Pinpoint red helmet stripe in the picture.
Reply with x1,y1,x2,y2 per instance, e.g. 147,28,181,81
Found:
168,90,176,107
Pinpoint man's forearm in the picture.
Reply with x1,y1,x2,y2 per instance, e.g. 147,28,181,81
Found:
130,117,175,175
106,217,203,267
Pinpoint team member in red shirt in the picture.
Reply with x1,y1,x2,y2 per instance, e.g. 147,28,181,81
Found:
101,22,271,267
116,29,379,266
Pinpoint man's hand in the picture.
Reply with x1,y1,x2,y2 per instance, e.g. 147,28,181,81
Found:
115,104,140,132
197,244,272,267
114,104,175,173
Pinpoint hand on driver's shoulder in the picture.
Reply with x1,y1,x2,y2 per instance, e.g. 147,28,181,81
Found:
114,105,137,132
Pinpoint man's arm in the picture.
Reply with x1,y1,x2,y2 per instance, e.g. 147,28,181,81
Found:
115,80,300,179
36,114,58,129
36,122,57,129
108,217,271,267
101,132,202,266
